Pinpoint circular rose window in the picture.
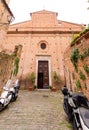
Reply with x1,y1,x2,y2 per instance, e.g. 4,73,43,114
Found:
40,43,46,49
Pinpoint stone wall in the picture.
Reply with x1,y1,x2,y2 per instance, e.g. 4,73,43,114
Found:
64,29,89,98
0,45,21,92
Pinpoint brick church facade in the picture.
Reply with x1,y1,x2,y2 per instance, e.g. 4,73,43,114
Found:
4,10,84,89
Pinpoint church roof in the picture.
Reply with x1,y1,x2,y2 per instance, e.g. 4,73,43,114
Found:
30,10,58,16
8,10,85,33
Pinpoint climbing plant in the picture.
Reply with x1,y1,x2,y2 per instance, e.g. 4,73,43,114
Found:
70,27,89,46
70,48,79,72
83,64,89,75
70,34,80,46
13,57,20,76
83,48,89,57
78,53,84,60
79,71,86,81
76,79,81,89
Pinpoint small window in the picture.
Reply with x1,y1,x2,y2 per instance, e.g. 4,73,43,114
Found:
40,43,46,49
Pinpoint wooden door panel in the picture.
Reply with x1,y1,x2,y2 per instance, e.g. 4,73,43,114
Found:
38,61,49,89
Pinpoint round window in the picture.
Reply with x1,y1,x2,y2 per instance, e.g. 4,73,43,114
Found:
40,43,46,49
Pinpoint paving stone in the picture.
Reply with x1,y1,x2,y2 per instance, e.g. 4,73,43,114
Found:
0,90,73,130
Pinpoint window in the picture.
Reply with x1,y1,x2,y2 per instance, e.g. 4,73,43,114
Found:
40,43,46,49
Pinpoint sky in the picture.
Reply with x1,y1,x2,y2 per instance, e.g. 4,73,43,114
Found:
9,0,89,25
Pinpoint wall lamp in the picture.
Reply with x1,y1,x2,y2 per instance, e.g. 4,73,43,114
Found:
0,15,14,26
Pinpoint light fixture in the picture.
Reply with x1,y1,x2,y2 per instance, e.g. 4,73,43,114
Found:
7,15,13,23
0,15,14,26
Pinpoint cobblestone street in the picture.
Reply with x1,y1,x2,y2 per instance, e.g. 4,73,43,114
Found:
0,90,73,130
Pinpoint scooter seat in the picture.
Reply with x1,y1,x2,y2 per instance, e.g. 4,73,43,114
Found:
79,107,89,128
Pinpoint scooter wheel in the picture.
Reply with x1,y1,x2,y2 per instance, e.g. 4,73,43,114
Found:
78,128,82,130
73,118,79,130
11,93,17,102
73,118,82,130
0,103,3,111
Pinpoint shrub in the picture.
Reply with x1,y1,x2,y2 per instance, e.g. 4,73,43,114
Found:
27,72,35,83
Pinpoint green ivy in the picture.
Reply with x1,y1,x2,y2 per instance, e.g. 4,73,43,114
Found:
78,54,84,60
80,26,89,35
70,34,80,46
70,48,79,72
83,64,89,75
14,57,20,76
70,27,89,46
79,71,86,80
76,79,81,89
83,48,89,57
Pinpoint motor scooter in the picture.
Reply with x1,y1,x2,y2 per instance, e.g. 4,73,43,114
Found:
4,79,20,102
62,86,89,130
0,87,12,111
0,79,20,111
10,79,20,102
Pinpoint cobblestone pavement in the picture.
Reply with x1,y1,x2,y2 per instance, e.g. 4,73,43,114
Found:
0,90,73,130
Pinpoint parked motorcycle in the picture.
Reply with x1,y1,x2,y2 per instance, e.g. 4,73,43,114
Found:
0,79,20,111
3,79,20,102
10,79,20,102
14,79,20,90
0,88,12,111
61,86,89,130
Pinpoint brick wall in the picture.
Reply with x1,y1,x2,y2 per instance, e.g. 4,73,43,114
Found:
4,10,84,89
64,29,89,98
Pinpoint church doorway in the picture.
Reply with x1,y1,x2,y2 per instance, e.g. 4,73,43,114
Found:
37,61,49,89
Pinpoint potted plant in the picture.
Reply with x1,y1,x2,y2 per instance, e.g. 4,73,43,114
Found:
27,72,36,91
49,85,52,89
49,85,56,91
52,71,61,91
33,85,37,90
51,86,57,92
